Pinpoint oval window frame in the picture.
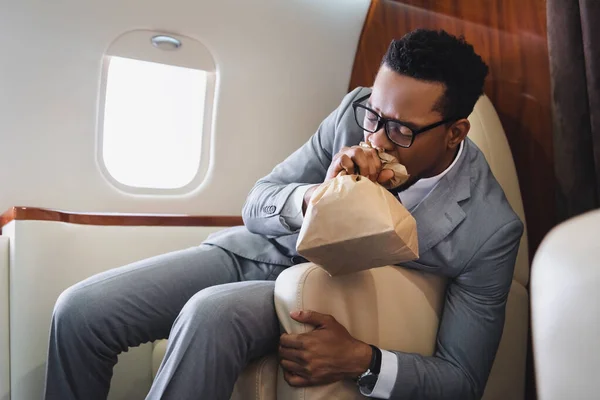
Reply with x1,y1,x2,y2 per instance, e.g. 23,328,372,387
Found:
96,29,217,195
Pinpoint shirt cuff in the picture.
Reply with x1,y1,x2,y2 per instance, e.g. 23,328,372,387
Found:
279,184,317,230
360,350,398,398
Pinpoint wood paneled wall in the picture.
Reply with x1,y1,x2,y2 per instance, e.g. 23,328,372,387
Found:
349,0,554,260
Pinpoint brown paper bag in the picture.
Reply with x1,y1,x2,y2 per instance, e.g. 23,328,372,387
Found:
296,173,419,276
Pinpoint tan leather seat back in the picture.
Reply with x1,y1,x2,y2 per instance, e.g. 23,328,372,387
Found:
467,95,530,286
467,95,531,400
467,95,530,400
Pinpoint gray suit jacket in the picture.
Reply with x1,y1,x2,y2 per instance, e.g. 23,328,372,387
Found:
205,87,524,399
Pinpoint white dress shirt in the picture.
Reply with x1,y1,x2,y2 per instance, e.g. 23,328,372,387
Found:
396,140,464,211
279,141,464,398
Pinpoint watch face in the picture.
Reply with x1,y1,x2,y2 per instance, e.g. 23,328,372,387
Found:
358,374,378,391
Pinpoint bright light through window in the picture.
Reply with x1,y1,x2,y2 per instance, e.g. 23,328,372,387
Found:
102,56,207,189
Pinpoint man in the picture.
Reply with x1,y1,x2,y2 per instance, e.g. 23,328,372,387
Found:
44,29,523,400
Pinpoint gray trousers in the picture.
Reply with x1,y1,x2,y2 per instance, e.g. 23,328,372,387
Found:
43,244,286,400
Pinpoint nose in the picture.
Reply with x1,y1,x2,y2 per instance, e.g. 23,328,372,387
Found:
365,127,395,151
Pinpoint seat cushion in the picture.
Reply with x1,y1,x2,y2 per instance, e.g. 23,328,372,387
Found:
230,354,278,400
152,340,277,400
274,263,446,400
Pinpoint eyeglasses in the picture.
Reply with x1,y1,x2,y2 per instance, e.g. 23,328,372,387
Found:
351,93,454,148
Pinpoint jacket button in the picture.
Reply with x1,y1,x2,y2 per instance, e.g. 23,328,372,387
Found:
263,205,276,214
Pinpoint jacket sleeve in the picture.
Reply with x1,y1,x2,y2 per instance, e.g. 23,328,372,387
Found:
242,87,364,237
386,218,524,400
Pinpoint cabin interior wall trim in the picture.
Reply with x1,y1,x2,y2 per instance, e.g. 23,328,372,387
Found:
0,206,244,233
0,0,371,215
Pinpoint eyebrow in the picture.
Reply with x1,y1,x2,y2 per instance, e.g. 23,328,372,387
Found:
365,101,421,130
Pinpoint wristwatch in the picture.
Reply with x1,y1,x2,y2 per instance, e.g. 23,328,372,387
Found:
357,345,382,391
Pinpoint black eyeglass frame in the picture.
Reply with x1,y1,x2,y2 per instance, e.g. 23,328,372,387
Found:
351,93,456,148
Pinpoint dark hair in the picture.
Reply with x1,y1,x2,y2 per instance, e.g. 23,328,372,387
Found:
382,29,489,119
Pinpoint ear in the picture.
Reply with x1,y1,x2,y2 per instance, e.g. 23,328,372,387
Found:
447,118,470,149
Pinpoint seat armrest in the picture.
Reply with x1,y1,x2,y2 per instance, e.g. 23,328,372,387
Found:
274,263,446,399
0,206,243,232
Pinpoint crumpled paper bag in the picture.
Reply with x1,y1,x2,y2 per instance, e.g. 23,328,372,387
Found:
296,145,418,276
358,141,410,189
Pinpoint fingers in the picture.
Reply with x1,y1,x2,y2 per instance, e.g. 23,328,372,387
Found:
279,345,312,382
301,185,318,215
279,346,307,365
328,146,383,182
325,152,354,180
367,149,382,182
348,147,377,180
290,310,331,326
280,359,308,375
377,168,395,184
338,154,355,176
349,149,370,178
283,370,312,387
280,333,305,349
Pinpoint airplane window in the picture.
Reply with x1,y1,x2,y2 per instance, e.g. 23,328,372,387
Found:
101,56,207,189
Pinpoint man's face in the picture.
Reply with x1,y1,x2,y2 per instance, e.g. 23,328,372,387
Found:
364,65,453,183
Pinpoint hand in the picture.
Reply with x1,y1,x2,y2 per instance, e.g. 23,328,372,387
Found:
326,145,394,184
278,310,372,387
302,185,318,215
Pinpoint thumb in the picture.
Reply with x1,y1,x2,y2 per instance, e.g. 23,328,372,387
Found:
377,169,394,184
290,310,329,327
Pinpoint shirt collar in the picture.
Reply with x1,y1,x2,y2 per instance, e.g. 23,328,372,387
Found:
397,140,464,210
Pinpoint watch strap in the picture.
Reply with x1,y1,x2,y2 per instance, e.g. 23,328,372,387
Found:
369,345,382,375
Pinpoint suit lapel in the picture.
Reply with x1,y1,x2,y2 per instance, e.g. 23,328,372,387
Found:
410,141,472,255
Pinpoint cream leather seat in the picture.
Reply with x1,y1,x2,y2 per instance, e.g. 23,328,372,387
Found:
151,94,530,399
531,208,600,400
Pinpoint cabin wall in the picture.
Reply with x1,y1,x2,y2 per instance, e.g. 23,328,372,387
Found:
0,0,555,255
0,0,371,215
0,236,8,400
0,2,372,398
5,220,228,400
